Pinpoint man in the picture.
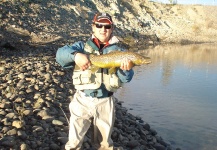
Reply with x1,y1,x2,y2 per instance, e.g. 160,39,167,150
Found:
56,12,134,150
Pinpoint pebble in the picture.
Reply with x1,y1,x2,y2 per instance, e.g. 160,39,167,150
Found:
18,73,25,79
52,119,64,126
20,143,28,150
12,120,24,128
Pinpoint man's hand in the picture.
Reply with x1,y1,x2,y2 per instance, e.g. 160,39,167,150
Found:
120,58,134,70
74,53,91,71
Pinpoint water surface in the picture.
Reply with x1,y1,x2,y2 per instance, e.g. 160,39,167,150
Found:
115,44,217,150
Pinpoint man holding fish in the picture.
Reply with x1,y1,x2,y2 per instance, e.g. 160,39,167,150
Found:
56,12,150,150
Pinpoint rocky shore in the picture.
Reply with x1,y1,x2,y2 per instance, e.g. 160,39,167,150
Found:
0,49,177,150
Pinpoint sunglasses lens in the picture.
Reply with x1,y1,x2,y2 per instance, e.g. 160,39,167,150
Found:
105,25,112,29
95,24,112,29
95,24,103,28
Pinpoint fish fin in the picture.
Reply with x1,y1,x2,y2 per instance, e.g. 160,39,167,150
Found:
108,67,116,74
90,65,100,73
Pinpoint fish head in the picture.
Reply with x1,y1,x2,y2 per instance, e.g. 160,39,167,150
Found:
141,57,151,64
134,56,151,65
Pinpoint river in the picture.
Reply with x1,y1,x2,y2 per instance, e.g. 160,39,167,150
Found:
115,44,217,150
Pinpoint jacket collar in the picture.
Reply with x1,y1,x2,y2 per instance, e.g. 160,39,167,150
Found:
91,35,119,48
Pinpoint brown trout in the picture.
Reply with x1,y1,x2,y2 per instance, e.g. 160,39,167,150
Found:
89,51,151,74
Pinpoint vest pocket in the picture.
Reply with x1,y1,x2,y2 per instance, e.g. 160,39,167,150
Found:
72,69,102,90
73,70,93,85
73,72,82,84
109,74,121,88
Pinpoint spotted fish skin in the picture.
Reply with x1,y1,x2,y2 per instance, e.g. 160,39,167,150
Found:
89,51,151,74
89,51,151,68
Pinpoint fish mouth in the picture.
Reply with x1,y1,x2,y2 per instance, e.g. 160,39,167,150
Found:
143,58,151,64
147,59,152,63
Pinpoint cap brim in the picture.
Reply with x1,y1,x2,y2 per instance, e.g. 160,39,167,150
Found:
96,18,112,24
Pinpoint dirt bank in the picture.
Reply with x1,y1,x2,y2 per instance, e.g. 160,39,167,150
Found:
1,0,217,52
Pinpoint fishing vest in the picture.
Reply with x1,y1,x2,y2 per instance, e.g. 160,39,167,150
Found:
72,40,122,92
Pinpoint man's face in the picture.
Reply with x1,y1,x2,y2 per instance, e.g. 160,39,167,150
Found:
92,19,113,43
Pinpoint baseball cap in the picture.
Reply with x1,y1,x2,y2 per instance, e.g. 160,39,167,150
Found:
93,12,113,24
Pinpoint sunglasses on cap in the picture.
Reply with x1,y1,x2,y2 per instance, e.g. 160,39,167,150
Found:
94,23,112,29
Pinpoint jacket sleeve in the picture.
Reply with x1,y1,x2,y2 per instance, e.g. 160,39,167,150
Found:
116,69,134,83
56,41,84,68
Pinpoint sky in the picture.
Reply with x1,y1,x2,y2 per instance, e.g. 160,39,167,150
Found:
152,0,217,5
